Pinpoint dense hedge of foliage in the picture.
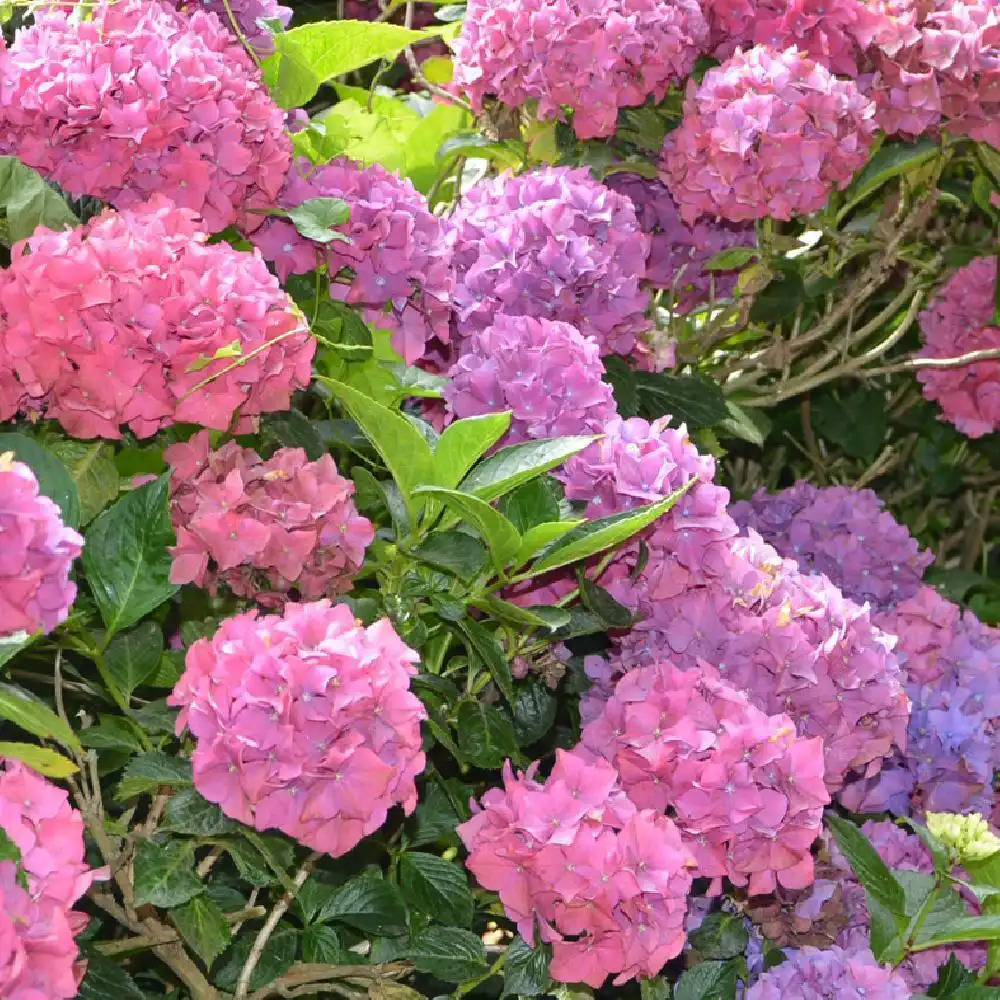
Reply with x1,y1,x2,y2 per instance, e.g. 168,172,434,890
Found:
2,0,1000,998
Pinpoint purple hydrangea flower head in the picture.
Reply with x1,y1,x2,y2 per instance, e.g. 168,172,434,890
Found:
0,0,291,235
840,585,1000,817
916,257,1000,438
660,45,877,223
252,157,453,364
448,167,652,359
745,945,912,1000
451,0,709,139
173,0,291,53
0,455,83,638
730,481,933,610
605,173,756,314
444,315,617,444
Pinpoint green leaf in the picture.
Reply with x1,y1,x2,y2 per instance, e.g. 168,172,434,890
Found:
0,633,30,669
499,476,562,534
411,531,487,580
435,412,512,489
408,777,469,847
0,682,82,753
511,677,557,747
161,788,236,836
133,839,203,908
221,840,273,887
455,617,514,705
0,742,78,777
503,937,552,997
512,520,584,567
461,436,597,502
689,912,750,961
286,196,350,243
46,439,119,525
80,716,144,753
0,156,78,243
748,262,806,324
215,928,297,992
813,387,887,462
262,20,442,108
674,960,741,1000
842,137,940,214
259,410,328,461
321,378,434,522
104,622,164,699
456,700,519,769
303,924,343,964
633,372,728,429
913,916,1000,949
412,486,521,571
579,577,634,628
320,873,408,935
0,432,81,527
78,952,146,1000
529,489,689,575
171,894,232,967
400,852,474,927
826,813,907,919
438,132,526,170
469,596,566,631
116,752,192,800
82,476,178,638
409,926,488,983
704,247,758,271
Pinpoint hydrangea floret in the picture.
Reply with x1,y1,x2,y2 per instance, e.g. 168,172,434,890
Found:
926,811,1000,862
169,600,427,857
166,432,374,605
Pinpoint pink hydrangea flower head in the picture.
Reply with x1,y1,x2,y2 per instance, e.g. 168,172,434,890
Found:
660,45,877,223
169,600,427,856
444,316,617,443
840,585,1000,817
0,196,314,440
166,432,374,604
448,167,651,357
451,0,709,139
0,455,83,638
0,0,291,233
916,257,1000,438
598,533,910,794
731,480,933,610
458,750,695,987
580,660,829,895
606,172,756,314
251,157,453,364
745,945,912,1000
173,0,292,53
829,820,985,989
0,760,99,1000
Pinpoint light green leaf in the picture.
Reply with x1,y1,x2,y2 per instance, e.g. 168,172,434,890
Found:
704,247,757,271
0,633,31,670
170,894,232,967
133,839,203,908
0,156,78,243
461,436,596,502
320,378,434,522
286,196,350,243
0,432,81,527
399,852,474,927
82,476,178,638
529,488,689,575
434,412,511,489
0,682,82,753
412,486,521,571
0,742,78,777
46,439,119,526
410,926,488,983
104,622,164,700
912,916,1000,949
512,520,585,568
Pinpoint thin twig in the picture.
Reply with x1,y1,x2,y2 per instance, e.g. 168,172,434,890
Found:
866,346,1000,376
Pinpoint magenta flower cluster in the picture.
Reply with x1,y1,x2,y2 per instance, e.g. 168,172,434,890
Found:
841,585,1000,817
444,315,617,444
606,172,756,314
731,480,933,610
0,0,291,235
458,750,695,988
0,457,83,639
916,256,1000,438
451,0,708,139
745,945,912,1000
0,760,100,1000
252,157,453,364
169,600,427,858
0,197,313,440
165,432,374,605
579,661,830,895
173,0,292,53
448,167,652,360
661,45,877,223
